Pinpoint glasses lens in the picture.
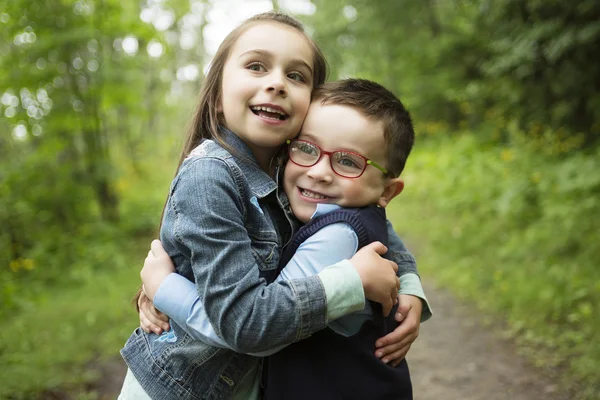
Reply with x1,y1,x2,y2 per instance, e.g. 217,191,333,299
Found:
290,141,320,166
332,152,366,177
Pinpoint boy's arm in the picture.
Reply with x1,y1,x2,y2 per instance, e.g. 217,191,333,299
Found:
372,220,433,366
276,223,361,323
153,274,271,353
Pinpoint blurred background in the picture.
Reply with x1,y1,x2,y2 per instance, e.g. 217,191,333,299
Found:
1,0,598,398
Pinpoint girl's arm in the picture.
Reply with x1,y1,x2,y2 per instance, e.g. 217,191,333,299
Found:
145,222,363,355
142,223,426,357
160,157,398,353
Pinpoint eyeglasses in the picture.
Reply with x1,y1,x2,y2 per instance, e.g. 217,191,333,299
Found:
286,139,388,178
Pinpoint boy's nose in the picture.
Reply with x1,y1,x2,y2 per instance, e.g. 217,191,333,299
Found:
307,156,333,183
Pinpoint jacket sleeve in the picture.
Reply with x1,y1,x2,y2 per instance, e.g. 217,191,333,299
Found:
386,219,419,276
386,219,432,321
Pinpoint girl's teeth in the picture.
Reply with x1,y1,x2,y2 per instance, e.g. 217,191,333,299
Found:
251,106,285,116
301,189,327,199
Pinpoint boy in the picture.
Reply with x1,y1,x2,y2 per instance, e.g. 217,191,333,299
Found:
141,79,430,399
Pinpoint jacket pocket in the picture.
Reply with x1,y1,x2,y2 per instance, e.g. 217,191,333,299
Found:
246,202,280,272
249,236,279,272
146,328,221,388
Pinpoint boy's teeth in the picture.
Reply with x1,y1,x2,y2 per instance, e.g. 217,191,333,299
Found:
301,189,327,199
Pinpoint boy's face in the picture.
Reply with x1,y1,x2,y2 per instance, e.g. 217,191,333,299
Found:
284,102,403,223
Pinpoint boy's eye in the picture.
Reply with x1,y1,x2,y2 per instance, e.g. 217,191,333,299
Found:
288,72,306,83
335,153,363,170
297,142,318,156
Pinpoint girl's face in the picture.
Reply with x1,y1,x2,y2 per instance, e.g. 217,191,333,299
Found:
220,22,314,165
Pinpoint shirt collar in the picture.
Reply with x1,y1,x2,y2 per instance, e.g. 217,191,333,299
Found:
310,203,342,220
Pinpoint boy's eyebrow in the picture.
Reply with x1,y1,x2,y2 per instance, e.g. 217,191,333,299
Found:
239,49,313,75
298,132,320,143
299,132,363,154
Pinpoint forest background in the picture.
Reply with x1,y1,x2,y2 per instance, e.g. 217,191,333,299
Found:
1,0,598,398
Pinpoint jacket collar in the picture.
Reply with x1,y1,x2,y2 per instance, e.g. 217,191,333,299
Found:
220,127,278,198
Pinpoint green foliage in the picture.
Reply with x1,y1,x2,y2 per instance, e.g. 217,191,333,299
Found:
0,243,144,399
305,0,600,143
0,135,177,398
0,0,196,396
1,0,599,397
389,133,600,398
0,0,192,314
477,0,600,138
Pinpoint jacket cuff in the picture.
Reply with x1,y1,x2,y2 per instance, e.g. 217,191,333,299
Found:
287,275,328,340
318,260,365,322
399,273,433,322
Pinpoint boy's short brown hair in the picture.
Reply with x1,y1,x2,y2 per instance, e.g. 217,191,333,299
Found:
311,79,415,177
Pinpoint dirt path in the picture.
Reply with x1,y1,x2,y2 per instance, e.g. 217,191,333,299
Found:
92,281,573,400
408,281,572,400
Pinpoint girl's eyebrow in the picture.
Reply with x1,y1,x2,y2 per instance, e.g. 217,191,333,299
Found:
239,49,313,75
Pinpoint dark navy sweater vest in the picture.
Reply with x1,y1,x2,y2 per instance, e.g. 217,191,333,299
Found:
264,206,412,400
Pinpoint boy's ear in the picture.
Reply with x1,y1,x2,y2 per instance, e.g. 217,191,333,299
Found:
377,177,404,208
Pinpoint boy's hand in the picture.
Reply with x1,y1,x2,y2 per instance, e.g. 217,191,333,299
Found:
138,291,170,334
140,239,175,301
350,242,400,316
374,294,423,366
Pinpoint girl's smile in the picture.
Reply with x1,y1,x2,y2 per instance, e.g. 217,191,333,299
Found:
250,104,289,121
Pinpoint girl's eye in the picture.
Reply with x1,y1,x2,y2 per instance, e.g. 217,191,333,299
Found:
247,63,266,72
288,72,306,83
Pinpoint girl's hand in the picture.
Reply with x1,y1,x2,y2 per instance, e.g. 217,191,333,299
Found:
140,239,175,301
374,294,423,366
138,291,170,334
350,242,400,316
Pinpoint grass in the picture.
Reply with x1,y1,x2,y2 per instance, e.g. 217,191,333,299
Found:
0,247,144,399
387,133,600,399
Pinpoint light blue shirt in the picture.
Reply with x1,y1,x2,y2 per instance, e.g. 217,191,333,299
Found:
154,204,431,356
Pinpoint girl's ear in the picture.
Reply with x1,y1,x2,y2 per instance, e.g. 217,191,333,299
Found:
377,177,404,208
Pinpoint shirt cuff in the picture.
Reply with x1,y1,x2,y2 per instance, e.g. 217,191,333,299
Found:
153,273,198,325
399,273,433,322
318,260,365,322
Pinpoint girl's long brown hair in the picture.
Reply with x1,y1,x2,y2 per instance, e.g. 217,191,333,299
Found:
133,11,328,311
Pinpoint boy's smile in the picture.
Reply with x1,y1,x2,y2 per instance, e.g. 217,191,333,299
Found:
284,103,403,223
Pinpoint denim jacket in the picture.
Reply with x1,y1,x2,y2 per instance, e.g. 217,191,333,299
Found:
121,130,336,399
120,129,423,400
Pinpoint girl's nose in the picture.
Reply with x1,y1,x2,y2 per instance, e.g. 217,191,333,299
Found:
306,156,333,183
266,71,287,96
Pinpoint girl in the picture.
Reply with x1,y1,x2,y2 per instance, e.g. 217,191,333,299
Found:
120,12,421,400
